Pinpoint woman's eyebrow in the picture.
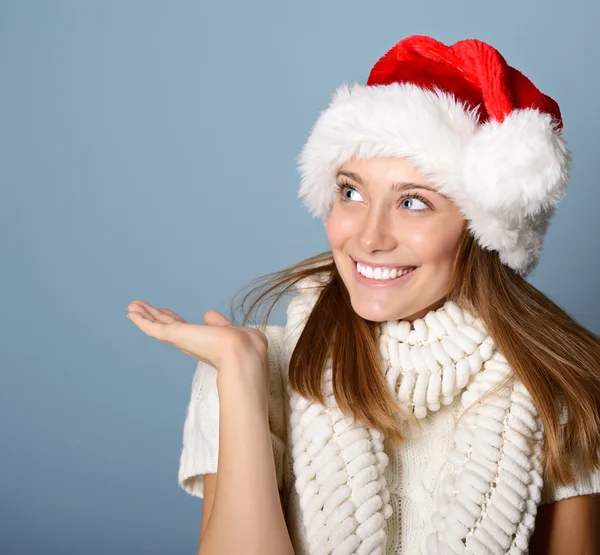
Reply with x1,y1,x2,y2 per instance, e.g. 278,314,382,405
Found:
336,170,438,194
391,182,438,194
336,170,364,183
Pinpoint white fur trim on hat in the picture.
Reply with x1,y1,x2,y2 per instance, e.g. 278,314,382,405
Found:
297,82,571,277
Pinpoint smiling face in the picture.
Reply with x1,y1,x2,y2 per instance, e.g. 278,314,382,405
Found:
326,156,467,323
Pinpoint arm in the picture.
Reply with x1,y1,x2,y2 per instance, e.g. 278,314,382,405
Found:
197,353,294,555
198,473,217,551
127,303,290,553
529,495,600,554
198,471,287,553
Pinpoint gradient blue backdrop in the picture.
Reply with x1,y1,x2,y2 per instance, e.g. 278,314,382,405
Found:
1,1,599,554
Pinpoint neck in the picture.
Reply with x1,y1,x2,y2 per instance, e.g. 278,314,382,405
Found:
395,295,448,323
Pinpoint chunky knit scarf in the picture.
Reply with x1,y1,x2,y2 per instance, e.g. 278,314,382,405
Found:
281,281,545,555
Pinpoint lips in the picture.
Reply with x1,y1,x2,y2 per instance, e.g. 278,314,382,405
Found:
356,263,416,280
352,258,418,287
351,256,417,270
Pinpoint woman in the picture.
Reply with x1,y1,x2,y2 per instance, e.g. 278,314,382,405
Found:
127,36,600,554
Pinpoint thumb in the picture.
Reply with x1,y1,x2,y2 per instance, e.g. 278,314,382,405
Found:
203,310,233,327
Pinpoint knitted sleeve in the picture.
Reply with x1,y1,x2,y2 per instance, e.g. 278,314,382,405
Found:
177,324,288,499
540,461,600,505
540,395,600,505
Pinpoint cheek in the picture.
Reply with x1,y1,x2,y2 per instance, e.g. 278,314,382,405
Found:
406,220,461,263
326,207,355,248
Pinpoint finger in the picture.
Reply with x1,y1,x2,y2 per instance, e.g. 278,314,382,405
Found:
159,308,188,324
163,321,228,364
128,300,154,314
127,310,170,340
127,302,180,327
128,305,199,350
128,301,157,322
128,300,188,327
144,303,182,326
131,315,224,364
127,307,154,325
128,312,207,361
128,304,232,366
204,310,233,327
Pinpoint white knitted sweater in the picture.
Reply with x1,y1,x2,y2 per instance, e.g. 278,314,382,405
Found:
178,288,600,554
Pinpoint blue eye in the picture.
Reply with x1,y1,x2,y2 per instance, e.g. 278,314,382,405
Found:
336,183,363,201
335,182,432,212
399,196,429,210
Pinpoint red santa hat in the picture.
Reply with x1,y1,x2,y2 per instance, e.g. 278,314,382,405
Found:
297,35,571,277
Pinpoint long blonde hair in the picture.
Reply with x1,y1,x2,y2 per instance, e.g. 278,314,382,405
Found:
229,226,600,488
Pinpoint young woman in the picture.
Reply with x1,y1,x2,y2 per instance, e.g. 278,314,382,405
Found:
127,36,600,554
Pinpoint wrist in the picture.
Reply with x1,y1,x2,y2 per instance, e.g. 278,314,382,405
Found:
216,352,270,415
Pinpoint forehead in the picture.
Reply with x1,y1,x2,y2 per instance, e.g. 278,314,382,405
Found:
337,156,430,183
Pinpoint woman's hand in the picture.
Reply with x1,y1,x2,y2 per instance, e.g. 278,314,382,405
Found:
126,300,269,374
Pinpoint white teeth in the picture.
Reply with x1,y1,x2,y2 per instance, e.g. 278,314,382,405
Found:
356,262,416,280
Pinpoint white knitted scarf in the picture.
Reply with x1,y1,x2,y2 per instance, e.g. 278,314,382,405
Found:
281,281,545,555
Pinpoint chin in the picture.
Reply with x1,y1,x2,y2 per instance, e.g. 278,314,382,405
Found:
349,298,415,323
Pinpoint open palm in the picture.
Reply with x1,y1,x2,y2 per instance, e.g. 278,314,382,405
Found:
126,300,268,370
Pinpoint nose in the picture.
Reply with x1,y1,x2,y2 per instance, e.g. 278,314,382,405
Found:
358,209,397,253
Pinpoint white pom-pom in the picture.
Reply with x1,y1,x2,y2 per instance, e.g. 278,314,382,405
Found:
463,109,569,217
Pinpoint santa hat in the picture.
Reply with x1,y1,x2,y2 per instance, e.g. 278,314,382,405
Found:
297,35,571,277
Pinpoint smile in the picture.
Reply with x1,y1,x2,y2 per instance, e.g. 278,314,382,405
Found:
352,259,418,287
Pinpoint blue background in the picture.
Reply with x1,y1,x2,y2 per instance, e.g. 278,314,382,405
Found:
1,1,599,553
